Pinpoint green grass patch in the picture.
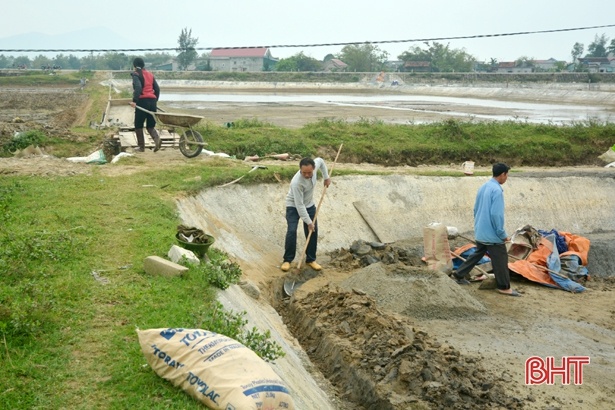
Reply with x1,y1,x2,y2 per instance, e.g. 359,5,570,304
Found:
0,164,285,409
0,70,92,87
194,118,615,167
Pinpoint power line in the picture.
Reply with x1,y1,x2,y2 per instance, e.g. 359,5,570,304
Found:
1,23,614,53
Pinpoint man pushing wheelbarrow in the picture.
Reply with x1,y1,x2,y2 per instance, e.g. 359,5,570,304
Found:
129,57,161,153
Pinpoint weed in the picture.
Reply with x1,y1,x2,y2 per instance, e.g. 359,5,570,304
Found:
192,256,242,290
193,301,285,362
241,327,286,363
1,130,46,155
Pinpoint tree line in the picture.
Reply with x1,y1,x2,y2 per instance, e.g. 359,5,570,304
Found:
1,29,614,73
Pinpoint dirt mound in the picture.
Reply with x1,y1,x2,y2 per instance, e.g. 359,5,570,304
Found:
282,286,524,409
339,263,487,320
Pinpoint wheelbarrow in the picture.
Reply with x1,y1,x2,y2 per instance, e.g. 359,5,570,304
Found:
135,105,206,158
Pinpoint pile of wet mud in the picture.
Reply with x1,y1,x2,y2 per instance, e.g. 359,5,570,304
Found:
281,287,525,409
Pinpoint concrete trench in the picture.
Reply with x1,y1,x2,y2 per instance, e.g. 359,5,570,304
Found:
176,171,615,409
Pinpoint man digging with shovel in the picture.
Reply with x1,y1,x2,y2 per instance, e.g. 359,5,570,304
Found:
281,157,331,272
451,162,521,297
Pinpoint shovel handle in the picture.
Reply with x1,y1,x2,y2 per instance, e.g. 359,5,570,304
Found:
450,251,490,277
296,143,343,270
133,104,166,114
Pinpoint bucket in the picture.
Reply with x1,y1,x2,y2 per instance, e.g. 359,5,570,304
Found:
176,233,215,258
462,161,475,175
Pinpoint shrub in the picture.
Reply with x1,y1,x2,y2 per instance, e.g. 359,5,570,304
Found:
2,130,47,154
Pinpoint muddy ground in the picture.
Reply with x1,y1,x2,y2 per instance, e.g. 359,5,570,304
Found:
1,84,614,409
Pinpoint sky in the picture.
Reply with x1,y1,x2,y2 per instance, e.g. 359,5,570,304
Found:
1,0,614,63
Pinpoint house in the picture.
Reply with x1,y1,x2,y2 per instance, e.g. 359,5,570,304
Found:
532,58,564,72
383,60,403,72
496,61,532,73
402,61,431,72
155,61,174,71
576,57,615,73
154,60,196,71
209,48,278,72
323,58,348,72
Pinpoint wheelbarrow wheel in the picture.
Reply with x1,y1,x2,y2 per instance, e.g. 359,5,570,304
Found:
179,129,204,158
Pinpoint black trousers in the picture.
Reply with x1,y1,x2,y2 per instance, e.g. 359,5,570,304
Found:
283,206,317,263
134,98,157,128
455,241,511,290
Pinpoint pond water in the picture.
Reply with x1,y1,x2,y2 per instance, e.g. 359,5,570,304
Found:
161,92,613,124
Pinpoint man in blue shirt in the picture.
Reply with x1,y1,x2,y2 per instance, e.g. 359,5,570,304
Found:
452,163,521,297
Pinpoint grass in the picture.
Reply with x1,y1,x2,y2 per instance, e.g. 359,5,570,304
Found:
191,117,615,167
0,70,93,87
0,163,288,409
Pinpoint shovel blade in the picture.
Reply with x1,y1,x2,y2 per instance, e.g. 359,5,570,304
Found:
283,279,305,297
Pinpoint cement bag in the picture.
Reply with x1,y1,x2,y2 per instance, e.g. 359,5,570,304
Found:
86,149,107,164
598,147,615,163
423,223,453,273
137,328,295,410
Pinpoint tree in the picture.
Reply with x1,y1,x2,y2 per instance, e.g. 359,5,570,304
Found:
52,54,71,69
586,34,608,57
515,56,534,68
275,57,298,71
609,39,615,56
0,54,10,69
571,42,584,62
80,52,97,70
398,42,475,72
554,61,567,72
32,54,52,69
12,56,31,68
196,53,212,71
143,52,174,68
67,55,81,70
275,52,321,71
338,43,389,72
102,52,130,70
176,27,198,71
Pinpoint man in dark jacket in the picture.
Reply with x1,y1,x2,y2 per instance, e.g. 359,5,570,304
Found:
129,57,161,152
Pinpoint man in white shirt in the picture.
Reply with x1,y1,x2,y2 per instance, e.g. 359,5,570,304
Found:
281,157,331,272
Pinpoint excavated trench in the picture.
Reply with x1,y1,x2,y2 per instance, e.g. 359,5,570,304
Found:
177,171,615,410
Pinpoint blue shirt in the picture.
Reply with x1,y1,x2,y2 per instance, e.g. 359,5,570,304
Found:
473,178,507,244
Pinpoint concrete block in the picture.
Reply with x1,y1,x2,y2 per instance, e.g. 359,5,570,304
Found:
168,245,200,265
144,256,189,277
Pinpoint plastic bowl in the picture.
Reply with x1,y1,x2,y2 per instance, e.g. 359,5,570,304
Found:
175,233,215,258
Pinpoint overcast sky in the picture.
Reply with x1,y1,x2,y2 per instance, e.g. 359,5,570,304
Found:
1,0,614,63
